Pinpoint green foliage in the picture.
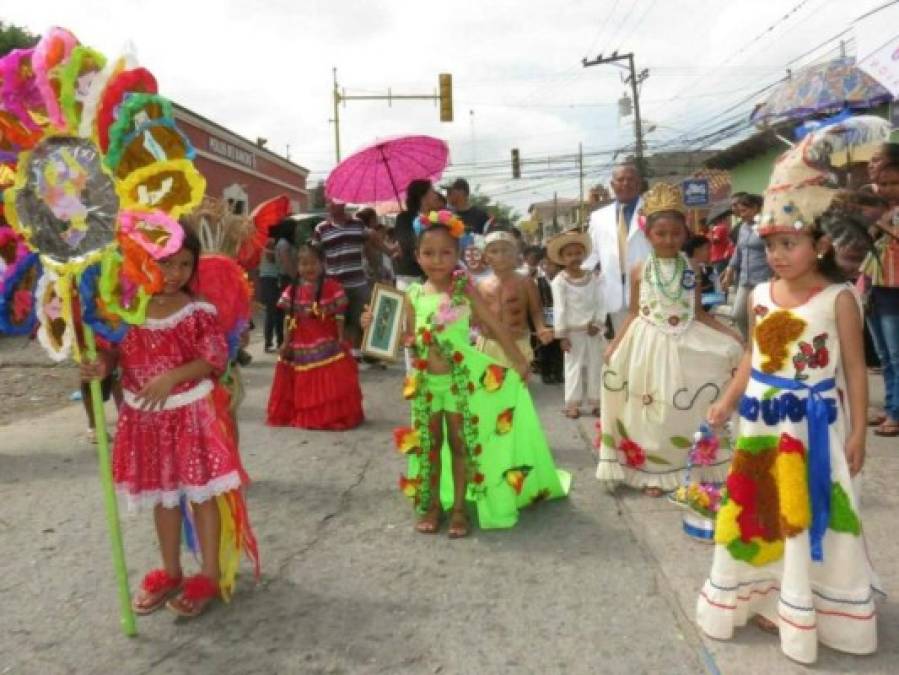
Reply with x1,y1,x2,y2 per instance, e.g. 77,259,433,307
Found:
468,191,521,229
0,22,39,57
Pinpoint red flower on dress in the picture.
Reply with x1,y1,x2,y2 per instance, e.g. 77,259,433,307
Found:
420,329,433,345
472,472,485,485
619,438,646,468
753,304,769,318
415,358,429,371
452,351,464,363
473,443,483,456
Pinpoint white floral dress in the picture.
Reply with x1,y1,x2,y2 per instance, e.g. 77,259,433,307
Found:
695,282,880,664
596,253,742,489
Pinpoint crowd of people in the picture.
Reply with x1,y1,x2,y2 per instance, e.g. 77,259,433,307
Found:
65,138,898,665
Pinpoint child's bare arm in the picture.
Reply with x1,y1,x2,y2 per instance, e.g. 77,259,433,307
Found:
835,289,868,475
525,278,552,343
604,264,641,358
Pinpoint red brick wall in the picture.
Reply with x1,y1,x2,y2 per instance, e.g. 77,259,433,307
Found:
174,110,309,213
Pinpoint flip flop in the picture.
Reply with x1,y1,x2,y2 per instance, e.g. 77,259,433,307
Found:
132,569,183,615
874,421,899,437
166,574,218,618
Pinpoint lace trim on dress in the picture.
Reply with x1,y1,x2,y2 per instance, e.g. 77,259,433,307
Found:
118,471,242,511
122,379,213,411
143,301,218,330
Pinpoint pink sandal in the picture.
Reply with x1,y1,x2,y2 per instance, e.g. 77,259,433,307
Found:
132,569,182,615
166,574,219,618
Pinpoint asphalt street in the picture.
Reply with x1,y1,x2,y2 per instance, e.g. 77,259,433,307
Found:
1,343,896,675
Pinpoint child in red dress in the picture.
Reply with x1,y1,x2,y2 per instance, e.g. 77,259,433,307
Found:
82,229,256,618
266,242,364,430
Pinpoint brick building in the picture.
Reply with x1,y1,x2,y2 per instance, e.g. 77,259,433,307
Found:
173,103,309,214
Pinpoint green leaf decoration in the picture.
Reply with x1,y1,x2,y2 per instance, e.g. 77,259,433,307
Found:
727,538,759,563
669,435,692,449
601,433,616,448
829,482,861,535
735,435,779,455
645,453,672,465
616,419,629,440
761,387,780,400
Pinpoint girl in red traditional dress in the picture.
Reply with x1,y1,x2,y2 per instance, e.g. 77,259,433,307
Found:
81,228,258,619
266,242,364,430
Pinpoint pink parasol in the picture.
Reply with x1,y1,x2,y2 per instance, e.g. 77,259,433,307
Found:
325,135,449,205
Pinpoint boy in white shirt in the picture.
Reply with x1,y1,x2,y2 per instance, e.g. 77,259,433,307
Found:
548,230,607,418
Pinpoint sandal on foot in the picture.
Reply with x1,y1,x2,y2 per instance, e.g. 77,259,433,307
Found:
874,421,899,437
643,486,665,498
447,509,470,539
564,408,580,419
868,411,887,426
415,505,443,534
753,614,778,634
166,574,218,618
132,569,182,615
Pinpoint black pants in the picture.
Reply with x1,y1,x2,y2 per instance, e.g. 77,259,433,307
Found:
537,339,564,383
261,276,284,348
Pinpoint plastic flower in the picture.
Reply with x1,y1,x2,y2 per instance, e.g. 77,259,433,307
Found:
496,408,514,435
398,475,421,498
393,427,421,454
692,436,719,466
402,374,418,400
480,364,506,392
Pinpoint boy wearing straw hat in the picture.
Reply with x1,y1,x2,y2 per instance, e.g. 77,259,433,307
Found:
547,229,607,418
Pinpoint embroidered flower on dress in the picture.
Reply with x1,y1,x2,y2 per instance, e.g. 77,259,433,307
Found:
619,438,646,468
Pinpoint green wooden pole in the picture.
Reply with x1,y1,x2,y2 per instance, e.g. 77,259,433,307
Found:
81,321,137,636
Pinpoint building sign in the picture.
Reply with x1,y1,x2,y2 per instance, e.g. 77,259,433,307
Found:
208,136,256,168
682,178,710,207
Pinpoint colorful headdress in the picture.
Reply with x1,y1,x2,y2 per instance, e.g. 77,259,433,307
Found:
641,182,686,218
758,115,891,237
413,209,465,238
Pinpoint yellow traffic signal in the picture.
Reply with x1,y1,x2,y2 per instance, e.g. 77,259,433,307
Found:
439,73,453,122
511,148,520,179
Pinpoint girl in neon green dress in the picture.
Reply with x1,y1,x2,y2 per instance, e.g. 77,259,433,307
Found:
380,210,570,537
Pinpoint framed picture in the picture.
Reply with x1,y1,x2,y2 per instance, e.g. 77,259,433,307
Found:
362,283,406,361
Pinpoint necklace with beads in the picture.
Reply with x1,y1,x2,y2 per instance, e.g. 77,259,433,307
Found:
649,253,685,302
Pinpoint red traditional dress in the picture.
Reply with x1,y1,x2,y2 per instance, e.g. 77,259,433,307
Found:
266,277,363,430
113,301,245,509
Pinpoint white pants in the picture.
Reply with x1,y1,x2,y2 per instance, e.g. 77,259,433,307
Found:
564,331,604,408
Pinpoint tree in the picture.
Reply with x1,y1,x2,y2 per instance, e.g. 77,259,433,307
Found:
468,191,520,229
0,22,39,57
310,180,327,210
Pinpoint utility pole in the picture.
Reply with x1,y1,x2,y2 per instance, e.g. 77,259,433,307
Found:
331,67,341,162
582,52,649,176
330,67,453,164
578,141,584,227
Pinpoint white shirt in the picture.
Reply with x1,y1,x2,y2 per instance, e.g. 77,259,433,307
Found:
551,271,607,338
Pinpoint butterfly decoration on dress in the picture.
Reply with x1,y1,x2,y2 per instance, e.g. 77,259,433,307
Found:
792,332,829,380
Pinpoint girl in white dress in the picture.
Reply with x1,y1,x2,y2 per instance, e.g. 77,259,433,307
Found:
696,131,880,665
596,183,742,495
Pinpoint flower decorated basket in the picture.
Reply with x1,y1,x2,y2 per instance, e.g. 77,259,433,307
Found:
669,423,725,543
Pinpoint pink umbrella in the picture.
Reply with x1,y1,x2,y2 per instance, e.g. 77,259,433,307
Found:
325,135,449,205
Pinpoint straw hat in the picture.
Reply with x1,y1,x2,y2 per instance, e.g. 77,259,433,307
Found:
546,228,591,265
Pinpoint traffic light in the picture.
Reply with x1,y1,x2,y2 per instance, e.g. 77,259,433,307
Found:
511,148,520,179
439,73,453,122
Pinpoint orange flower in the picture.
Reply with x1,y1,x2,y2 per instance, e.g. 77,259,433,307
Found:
393,427,421,454
480,364,506,392
448,217,465,239
496,408,514,434
402,374,418,400
398,475,421,498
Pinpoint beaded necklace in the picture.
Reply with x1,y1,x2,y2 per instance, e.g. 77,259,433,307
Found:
649,252,685,302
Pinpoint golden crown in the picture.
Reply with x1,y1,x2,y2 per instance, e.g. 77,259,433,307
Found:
641,182,686,217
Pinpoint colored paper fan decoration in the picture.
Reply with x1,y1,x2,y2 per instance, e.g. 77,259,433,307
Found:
32,27,79,130
0,251,40,335
35,268,74,361
0,26,220,638
191,254,252,360
78,263,128,343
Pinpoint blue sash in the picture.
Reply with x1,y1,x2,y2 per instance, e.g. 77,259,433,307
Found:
750,368,836,562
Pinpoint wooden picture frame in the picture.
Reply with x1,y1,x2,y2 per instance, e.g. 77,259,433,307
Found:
361,283,406,361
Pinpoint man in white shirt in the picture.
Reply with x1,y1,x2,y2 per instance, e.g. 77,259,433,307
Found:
582,163,651,331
